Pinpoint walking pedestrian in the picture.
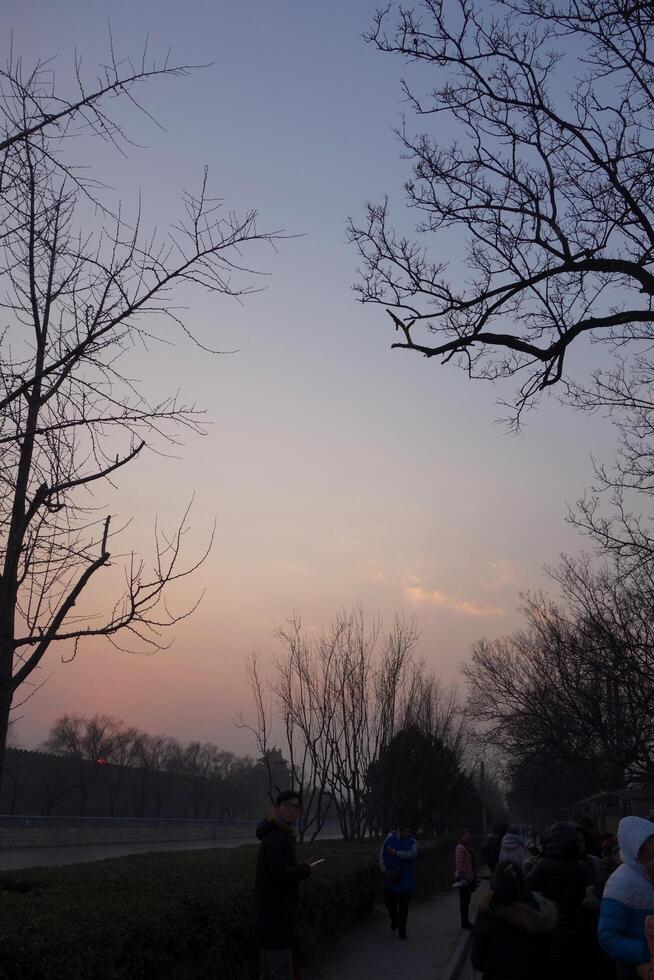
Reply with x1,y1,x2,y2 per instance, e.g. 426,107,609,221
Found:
471,859,557,980
454,829,478,929
599,816,654,980
526,821,596,980
379,821,418,940
254,791,312,980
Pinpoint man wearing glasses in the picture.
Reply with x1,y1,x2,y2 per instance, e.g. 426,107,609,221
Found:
254,790,312,980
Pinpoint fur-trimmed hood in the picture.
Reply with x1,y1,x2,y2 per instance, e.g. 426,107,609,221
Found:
476,892,558,933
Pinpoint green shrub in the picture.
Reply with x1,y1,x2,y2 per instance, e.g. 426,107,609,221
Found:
0,838,455,978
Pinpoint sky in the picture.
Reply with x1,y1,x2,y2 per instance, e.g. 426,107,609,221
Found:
3,0,618,754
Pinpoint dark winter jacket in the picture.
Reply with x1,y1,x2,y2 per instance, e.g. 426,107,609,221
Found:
527,822,597,978
253,817,311,949
471,890,557,980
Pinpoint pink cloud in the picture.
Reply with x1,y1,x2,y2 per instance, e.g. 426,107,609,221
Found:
404,586,504,617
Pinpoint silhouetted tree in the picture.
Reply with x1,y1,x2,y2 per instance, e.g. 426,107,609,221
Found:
350,1,654,421
242,608,469,840
176,741,233,819
464,558,654,785
366,724,480,835
0,42,281,785
99,724,139,817
351,1,654,596
130,733,182,817
507,757,605,827
45,713,130,815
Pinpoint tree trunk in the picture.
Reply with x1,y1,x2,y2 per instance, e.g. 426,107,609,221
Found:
0,679,14,788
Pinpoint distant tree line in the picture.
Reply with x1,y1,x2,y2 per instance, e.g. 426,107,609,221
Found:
1,716,293,820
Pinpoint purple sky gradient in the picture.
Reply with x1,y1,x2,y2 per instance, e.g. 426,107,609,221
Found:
4,0,616,753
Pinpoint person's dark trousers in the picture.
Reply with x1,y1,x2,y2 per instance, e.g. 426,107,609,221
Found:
458,882,474,928
384,889,411,937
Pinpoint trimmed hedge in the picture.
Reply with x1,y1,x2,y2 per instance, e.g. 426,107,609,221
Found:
0,838,456,979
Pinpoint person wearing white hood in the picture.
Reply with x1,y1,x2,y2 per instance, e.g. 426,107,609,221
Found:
598,815,654,978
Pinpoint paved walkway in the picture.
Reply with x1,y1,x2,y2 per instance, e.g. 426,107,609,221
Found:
304,890,467,980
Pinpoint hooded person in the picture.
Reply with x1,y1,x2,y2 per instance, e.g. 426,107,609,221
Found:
471,859,557,980
526,821,597,980
498,829,530,869
598,815,654,978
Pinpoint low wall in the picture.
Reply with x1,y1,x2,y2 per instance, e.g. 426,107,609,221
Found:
0,815,341,849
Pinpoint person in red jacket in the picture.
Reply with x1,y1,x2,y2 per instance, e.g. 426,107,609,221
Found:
454,829,478,928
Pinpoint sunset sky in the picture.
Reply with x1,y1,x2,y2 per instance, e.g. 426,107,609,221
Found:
4,0,616,754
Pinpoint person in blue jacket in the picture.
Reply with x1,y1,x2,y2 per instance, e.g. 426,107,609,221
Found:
380,821,418,940
599,815,654,978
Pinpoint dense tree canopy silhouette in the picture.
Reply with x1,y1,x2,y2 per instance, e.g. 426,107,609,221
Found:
0,44,280,782
366,724,481,835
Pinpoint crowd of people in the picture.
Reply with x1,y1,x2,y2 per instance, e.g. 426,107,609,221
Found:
472,817,654,979
251,788,654,980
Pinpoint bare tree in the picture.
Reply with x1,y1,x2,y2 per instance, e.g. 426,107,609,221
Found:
365,665,471,835
327,611,430,839
269,613,354,840
239,608,470,841
0,41,196,190
176,740,232,819
222,755,260,819
130,732,182,817
46,713,128,814
99,722,139,817
349,1,654,422
463,558,654,786
0,44,282,782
